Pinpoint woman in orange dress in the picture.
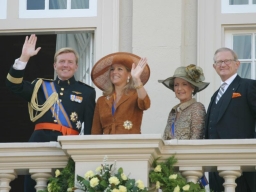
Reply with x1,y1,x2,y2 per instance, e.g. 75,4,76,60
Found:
91,52,150,134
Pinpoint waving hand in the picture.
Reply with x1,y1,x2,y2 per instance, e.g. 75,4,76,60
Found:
20,34,41,62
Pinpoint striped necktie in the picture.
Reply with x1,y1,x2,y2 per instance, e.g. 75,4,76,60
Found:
215,83,227,104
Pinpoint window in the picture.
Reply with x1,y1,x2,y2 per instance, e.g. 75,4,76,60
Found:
19,0,96,18
0,0,7,19
225,31,256,79
222,0,256,13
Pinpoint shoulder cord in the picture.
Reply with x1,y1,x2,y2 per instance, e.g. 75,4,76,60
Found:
28,79,58,122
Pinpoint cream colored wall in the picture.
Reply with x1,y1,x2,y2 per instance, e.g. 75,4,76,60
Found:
197,0,256,111
1,0,199,135
119,0,132,52
131,0,198,134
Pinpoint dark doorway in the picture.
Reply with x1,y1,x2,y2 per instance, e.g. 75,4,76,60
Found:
0,34,56,191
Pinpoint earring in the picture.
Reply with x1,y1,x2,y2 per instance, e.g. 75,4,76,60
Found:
127,76,130,83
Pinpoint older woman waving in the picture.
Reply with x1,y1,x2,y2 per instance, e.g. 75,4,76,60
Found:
91,52,150,134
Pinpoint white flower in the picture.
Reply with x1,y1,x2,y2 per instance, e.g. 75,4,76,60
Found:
67,188,73,192
169,174,177,180
90,177,99,187
109,176,120,185
47,183,52,192
119,185,127,192
156,181,160,189
84,170,94,179
173,185,180,192
55,169,61,177
121,173,128,180
95,166,103,172
182,184,190,191
154,165,161,172
112,189,120,192
136,180,145,190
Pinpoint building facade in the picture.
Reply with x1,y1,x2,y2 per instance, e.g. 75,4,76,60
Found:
0,0,255,135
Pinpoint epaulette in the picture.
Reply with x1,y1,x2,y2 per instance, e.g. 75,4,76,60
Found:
78,81,95,89
40,78,54,81
32,78,54,84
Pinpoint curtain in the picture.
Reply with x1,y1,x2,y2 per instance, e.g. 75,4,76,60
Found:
48,0,89,9
229,0,248,5
71,0,89,9
233,34,251,78
56,32,94,135
49,0,66,9
238,63,251,78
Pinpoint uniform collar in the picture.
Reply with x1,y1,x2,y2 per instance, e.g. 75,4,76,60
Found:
55,76,76,86
172,98,196,113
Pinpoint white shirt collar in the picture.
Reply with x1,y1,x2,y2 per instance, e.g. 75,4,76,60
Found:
221,73,237,91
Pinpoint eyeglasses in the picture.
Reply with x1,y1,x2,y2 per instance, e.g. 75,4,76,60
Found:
214,59,236,66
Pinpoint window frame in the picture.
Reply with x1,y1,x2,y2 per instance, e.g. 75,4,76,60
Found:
19,0,97,18
225,30,256,79
222,0,256,13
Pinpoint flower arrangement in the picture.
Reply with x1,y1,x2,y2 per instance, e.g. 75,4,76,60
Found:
38,158,75,192
72,156,148,192
149,156,206,192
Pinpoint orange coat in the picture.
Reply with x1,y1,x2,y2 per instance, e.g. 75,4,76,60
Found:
91,90,150,134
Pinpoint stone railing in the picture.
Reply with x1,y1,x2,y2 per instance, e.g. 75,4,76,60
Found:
0,142,68,192
1,134,256,192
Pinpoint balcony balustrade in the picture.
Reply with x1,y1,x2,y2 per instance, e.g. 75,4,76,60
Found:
0,134,255,192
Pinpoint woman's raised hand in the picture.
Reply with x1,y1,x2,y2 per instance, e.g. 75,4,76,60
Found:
131,57,148,84
20,34,41,62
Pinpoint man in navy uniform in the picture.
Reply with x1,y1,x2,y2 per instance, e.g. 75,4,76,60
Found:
205,47,256,192
6,34,96,192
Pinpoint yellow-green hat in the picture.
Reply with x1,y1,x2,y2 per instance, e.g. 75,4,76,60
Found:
159,64,209,93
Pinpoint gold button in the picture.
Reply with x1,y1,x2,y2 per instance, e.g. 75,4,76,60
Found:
60,92,63,96
61,88,64,91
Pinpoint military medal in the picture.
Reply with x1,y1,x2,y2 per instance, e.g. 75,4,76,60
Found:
76,121,82,129
72,91,82,94
70,95,75,101
123,120,133,130
70,112,78,122
70,94,83,103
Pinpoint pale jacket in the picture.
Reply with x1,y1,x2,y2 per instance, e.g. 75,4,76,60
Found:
163,98,205,140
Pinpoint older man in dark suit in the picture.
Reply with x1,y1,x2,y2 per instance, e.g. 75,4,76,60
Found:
205,47,256,192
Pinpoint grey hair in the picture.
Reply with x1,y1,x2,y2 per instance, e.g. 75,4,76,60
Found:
213,47,238,63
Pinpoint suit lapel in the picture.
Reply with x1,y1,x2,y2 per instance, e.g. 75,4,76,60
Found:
115,90,135,109
105,95,114,109
206,91,218,128
216,75,241,123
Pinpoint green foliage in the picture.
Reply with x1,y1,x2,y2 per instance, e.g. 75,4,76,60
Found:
73,156,148,192
38,158,75,192
149,156,206,192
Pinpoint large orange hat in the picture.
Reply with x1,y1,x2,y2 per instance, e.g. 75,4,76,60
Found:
91,52,150,90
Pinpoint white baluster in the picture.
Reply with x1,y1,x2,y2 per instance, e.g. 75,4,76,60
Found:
30,169,52,192
179,167,203,183
218,166,241,192
0,170,16,192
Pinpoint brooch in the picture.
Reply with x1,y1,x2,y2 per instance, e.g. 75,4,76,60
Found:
70,112,78,122
76,121,82,129
123,120,133,130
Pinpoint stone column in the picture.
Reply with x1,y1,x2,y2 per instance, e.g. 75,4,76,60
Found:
0,170,16,192
218,166,241,192
30,169,52,192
